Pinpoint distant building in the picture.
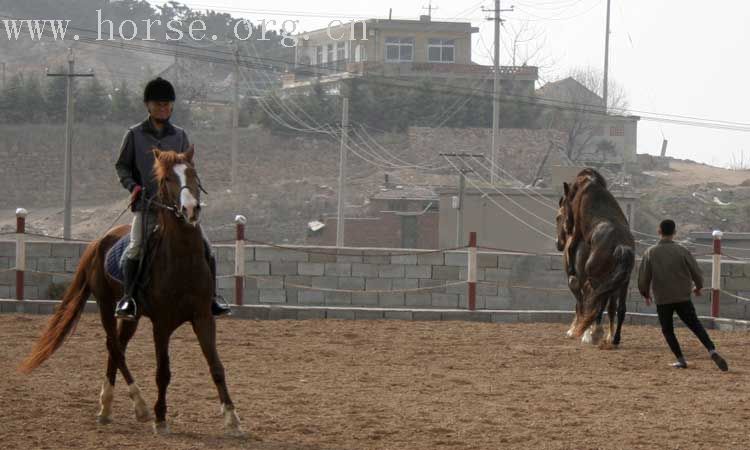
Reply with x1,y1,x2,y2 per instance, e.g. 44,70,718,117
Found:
306,183,440,249
536,77,639,175
282,15,537,96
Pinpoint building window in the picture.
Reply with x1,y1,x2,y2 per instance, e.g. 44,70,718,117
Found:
326,44,334,64
336,42,346,61
354,44,368,62
385,37,414,62
610,126,625,137
427,38,455,63
316,46,322,65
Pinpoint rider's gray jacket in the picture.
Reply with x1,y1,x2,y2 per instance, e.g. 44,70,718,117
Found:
115,117,190,211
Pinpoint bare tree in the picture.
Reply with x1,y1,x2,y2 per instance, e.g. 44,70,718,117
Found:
501,21,557,82
539,66,630,163
568,66,629,113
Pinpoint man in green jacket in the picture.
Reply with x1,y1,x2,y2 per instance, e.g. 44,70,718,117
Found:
638,219,728,371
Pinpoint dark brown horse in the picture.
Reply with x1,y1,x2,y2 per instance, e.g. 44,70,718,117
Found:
18,149,243,436
561,168,635,348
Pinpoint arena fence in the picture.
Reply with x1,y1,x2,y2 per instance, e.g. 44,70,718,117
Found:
2,208,750,326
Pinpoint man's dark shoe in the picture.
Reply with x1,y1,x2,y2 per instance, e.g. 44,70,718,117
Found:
211,297,232,316
711,352,729,372
115,257,140,321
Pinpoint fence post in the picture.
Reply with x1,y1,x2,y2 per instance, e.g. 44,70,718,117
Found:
15,208,27,302
711,229,723,318
234,215,247,307
468,231,477,311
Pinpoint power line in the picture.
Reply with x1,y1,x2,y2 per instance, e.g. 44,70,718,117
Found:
7,14,750,133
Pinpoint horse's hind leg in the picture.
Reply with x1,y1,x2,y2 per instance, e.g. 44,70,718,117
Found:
192,316,244,437
583,307,605,345
566,277,582,339
612,284,629,347
600,295,617,349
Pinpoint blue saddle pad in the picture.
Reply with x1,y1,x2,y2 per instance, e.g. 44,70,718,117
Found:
105,235,130,284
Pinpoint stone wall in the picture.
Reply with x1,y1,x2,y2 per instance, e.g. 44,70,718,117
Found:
2,240,750,320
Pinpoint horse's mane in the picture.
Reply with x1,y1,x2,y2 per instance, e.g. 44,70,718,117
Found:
575,168,607,190
153,150,191,182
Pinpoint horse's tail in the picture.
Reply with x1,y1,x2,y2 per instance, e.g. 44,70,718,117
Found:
574,244,635,337
18,240,99,373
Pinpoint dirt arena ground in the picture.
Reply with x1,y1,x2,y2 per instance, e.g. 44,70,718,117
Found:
1,314,748,450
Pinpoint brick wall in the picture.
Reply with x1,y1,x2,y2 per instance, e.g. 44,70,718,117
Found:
2,240,750,320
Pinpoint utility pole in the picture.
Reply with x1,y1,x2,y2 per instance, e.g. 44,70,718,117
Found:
46,48,94,240
440,153,485,246
230,42,240,191
484,1,513,185
336,79,350,247
602,0,611,113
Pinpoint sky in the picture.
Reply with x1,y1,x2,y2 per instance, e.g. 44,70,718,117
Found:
163,0,750,167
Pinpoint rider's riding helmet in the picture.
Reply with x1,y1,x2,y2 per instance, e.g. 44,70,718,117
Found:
143,77,176,103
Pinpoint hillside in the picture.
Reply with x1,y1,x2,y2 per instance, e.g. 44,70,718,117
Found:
634,158,750,235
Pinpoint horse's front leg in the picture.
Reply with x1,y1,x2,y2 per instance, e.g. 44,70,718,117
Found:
192,316,244,437
152,327,172,434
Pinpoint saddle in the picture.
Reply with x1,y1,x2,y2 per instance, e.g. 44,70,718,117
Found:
104,229,160,289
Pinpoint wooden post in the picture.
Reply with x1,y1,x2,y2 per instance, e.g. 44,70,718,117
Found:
15,208,27,301
711,230,723,318
468,231,477,311
234,215,247,306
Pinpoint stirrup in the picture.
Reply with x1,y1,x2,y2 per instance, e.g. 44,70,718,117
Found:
115,297,138,321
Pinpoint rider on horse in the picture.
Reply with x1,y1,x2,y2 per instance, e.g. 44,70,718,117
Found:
114,77,231,320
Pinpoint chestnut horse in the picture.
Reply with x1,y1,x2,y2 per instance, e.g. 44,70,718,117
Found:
18,149,243,436
560,168,635,348
555,197,597,342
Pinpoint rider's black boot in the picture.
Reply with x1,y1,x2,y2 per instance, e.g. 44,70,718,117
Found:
208,254,231,317
115,258,140,321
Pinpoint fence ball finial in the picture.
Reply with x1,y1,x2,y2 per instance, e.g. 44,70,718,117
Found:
712,230,723,239
234,215,247,225
15,208,28,217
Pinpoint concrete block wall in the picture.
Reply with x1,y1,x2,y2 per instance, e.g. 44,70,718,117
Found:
2,240,750,321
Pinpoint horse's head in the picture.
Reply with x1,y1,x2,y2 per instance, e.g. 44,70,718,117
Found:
556,182,574,251
153,146,201,226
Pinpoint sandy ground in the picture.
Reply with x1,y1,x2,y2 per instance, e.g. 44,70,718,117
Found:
1,314,749,450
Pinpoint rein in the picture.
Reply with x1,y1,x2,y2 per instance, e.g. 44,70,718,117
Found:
146,185,200,223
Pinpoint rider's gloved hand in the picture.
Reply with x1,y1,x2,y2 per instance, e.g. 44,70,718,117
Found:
130,185,142,205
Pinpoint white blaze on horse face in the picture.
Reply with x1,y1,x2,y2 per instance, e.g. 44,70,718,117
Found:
173,164,198,222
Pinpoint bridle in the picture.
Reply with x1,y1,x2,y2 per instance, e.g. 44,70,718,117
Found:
148,173,208,222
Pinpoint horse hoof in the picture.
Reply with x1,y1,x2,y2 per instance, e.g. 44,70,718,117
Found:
135,409,153,423
97,414,112,425
565,329,575,339
153,421,170,435
225,428,248,439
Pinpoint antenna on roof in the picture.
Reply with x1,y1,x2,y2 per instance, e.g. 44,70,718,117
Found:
422,1,438,20
389,8,392,20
